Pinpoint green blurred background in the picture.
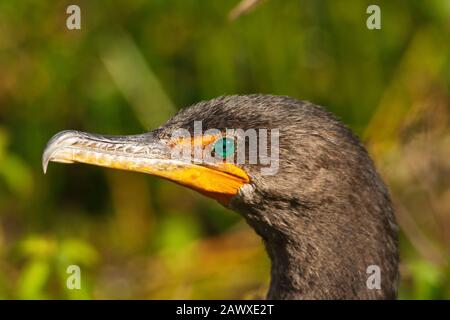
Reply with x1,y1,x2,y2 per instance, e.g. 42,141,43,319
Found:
0,0,449,299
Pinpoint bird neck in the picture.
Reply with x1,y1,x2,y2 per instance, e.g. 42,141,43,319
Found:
239,201,397,300
265,233,308,300
241,209,328,299
256,223,329,300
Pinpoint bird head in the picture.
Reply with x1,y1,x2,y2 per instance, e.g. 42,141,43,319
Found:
42,95,390,233
42,94,399,299
43,95,285,206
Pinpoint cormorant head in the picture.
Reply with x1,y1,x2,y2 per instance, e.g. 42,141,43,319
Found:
43,94,390,231
43,95,285,205
43,94,399,299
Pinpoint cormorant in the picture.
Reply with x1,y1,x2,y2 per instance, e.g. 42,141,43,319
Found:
42,95,399,299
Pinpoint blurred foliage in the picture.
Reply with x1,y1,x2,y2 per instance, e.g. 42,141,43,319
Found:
0,0,449,299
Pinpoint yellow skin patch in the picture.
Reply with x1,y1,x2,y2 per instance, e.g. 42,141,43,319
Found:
43,132,250,205
169,134,220,147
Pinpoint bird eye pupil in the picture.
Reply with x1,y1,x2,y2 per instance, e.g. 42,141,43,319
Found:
214,138,234,158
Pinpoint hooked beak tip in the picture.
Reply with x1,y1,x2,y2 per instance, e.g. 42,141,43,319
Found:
42,151,51,174
42,143,52,174
42,161,48,174
42,130,80,174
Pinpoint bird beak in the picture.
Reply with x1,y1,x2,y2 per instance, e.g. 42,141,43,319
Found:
42,130,249,205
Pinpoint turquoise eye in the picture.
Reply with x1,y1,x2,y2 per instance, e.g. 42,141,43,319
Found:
213,137,235,158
